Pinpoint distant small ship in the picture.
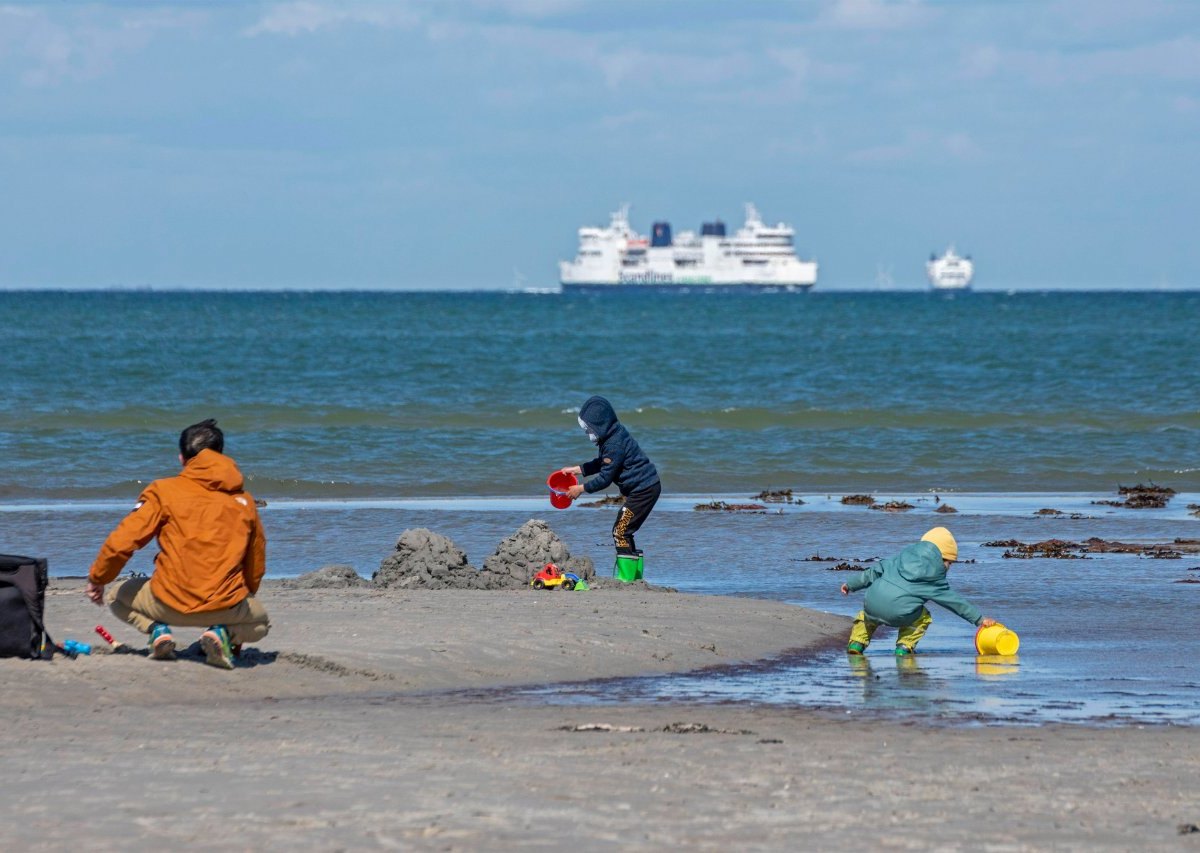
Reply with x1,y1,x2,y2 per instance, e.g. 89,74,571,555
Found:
927,246,974,290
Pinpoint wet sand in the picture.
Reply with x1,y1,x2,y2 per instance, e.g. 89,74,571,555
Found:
3,580,1198,850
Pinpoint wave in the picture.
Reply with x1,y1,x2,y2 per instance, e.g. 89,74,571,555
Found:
2,403,1198,433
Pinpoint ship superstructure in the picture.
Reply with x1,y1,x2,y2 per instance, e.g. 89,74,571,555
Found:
559,204,817,292
927,246,974,290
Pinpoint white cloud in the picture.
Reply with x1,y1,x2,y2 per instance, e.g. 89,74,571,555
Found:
1172,95,1199,115
978,35,1200,88
819,0,930,31
462,0,588,19
0,6,204,87
943,132,981,159
846,129,980,164
243,1,421,37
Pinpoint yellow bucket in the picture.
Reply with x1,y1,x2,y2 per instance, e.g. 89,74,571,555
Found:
975,623,1019,656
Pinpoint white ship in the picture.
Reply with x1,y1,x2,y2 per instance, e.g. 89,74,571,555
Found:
926,246,974,290
559,204,818,293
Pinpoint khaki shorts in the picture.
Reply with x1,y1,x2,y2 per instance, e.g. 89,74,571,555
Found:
107,576,270,646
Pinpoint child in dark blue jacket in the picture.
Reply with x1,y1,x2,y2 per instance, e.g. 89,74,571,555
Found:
558,396,661,558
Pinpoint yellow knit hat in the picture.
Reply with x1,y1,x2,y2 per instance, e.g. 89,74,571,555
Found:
921,527,958,562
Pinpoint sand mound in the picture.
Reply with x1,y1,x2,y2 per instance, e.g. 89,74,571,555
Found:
480,519,595,588
373,521,605,591
374,528,486,590
285,565,367,589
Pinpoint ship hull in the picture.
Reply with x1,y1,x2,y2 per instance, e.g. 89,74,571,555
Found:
561,282,814,294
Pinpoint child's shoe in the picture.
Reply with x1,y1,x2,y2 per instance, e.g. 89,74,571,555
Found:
200,625,235,670
149,622,176,660
894,645,915,656
846,641,866,655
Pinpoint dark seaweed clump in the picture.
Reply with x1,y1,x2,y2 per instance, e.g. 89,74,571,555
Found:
753,489,801,504
693,501,767,513
871,500,915,512
1092,483,1176,509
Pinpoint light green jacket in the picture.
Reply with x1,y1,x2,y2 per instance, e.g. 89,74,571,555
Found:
846,540,982,628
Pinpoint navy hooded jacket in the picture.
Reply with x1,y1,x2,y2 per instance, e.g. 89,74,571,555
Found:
577,396,659,496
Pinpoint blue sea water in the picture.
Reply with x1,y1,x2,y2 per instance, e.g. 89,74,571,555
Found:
1,290,1198,724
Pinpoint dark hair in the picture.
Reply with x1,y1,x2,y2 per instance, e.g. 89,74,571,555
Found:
179,418,224,461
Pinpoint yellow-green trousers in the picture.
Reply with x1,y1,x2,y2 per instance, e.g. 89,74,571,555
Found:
849,607,933,651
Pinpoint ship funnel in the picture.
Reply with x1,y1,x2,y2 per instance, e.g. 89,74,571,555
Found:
651,221,673,247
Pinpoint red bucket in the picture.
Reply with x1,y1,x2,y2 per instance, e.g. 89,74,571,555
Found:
547,471,578,509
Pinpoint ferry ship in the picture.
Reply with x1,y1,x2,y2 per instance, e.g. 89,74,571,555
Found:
559,204,817,293
927,246,974,290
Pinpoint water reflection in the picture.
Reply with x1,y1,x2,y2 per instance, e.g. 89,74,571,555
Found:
975,655,1021,678
515,645,1199,726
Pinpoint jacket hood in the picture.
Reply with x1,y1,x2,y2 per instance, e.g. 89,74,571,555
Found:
895,541,947,583
181,448,245,493
579,396,619,441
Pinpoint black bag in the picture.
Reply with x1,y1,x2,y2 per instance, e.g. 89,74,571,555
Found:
0,553,56,659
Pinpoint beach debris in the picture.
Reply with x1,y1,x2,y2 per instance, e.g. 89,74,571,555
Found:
795,554,877,567
480,519,595,587
1034,508,1064,516
1092,483,1176,509
1178,824,1200,835
374,528,483,590
934,504,958,513
841,494,876,506
871,500,915,512
753,489,801,504
285,564,367,589
661,722,756,735
578,494,625,508
557,721,754,735
254,498,268,508
1173,578,1200,584
1189,504,1200,518
693,501,767,512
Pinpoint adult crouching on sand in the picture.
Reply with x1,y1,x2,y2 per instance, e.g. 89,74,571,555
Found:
84,419,269,670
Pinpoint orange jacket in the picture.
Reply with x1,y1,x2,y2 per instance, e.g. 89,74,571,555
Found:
89,449,267,614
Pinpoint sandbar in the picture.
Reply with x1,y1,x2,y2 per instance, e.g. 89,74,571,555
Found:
2,580,1196,850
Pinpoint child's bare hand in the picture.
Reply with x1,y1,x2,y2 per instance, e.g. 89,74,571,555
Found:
979,617,997,628
840,583,849,595
567,484,585,499
559,466,581,477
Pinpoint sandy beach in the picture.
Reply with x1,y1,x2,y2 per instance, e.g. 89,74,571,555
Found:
0,579,1195,851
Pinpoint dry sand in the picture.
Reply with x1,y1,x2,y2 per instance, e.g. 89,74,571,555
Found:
3,579,1198,850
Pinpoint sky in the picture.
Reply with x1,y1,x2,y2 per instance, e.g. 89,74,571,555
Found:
1,0,1198,291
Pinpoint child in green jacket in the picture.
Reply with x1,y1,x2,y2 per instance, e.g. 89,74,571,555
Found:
839,527,997,655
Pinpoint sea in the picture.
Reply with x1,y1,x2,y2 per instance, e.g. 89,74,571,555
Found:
2,289,1198,725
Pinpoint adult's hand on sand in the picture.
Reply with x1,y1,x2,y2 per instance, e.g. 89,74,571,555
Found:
84,581,105,605
840,583,849,595
979,617,997,628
